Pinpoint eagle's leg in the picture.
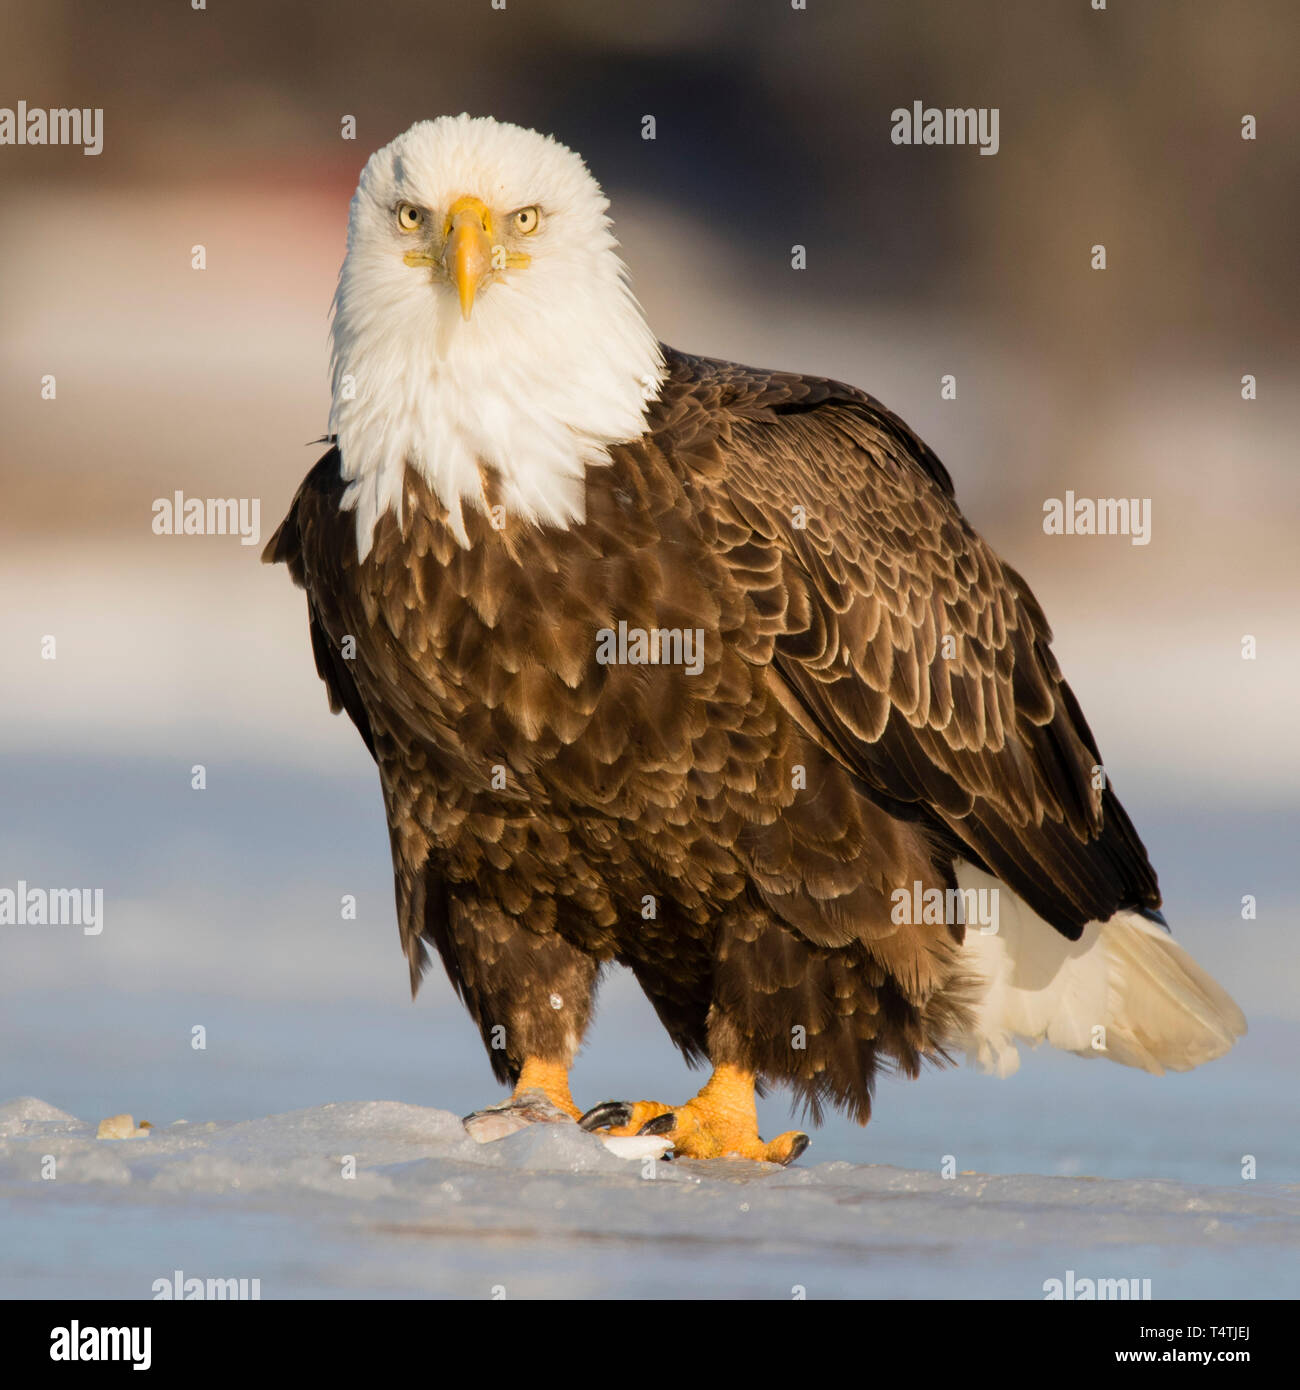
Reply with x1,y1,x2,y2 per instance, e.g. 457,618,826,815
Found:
579,1064,809,1165
456,907,600,1142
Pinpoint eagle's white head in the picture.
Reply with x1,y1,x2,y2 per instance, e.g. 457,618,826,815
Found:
329,114,665,557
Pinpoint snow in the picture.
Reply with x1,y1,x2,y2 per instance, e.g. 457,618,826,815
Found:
0,758,1294,1300
2,1096,1296,1300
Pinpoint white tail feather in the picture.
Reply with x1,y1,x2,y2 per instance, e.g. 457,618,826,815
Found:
955,863,1246,1078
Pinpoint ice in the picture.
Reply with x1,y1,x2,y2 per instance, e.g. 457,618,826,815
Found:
1,1096,1296,1300
0,1096,81,1137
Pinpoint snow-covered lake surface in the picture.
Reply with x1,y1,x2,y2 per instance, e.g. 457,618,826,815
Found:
2,754,1296,1299
2,1093,1296,1301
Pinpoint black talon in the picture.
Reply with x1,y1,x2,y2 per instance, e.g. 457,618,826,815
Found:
784,1133,811,1164
578,1101,632,1132
637,1112,677,1137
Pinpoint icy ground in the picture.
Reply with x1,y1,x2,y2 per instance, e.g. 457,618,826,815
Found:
2,1096,1296,1300
2,759,1295,1298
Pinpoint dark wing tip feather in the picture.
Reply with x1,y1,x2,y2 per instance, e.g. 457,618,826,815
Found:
261,514,296,567
265,445,376,759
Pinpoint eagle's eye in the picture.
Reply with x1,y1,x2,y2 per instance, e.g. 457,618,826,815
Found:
396,202,424,233
511,206,540,235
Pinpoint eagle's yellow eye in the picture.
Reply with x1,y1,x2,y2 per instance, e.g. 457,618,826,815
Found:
396,202,424,232
511,206,540,234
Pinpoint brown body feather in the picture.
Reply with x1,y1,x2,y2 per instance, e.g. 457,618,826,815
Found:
264,345,1161,1123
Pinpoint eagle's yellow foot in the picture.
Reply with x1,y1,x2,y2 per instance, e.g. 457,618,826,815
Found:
510,1057,583,1120
578,1063,810,1165
463,1057,581,1143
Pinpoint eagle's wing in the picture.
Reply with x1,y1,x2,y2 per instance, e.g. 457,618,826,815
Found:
266,449,474,1001
659,348,1160,940
263,447,377,761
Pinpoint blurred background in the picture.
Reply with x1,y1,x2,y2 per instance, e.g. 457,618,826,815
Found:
1,0,1297,1186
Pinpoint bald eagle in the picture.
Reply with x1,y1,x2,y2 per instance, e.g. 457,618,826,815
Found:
265,114,1244,1164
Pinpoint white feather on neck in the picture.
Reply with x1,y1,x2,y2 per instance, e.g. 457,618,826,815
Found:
327,115,665,559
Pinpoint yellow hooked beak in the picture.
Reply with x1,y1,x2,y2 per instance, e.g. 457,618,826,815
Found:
443,195,494,321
